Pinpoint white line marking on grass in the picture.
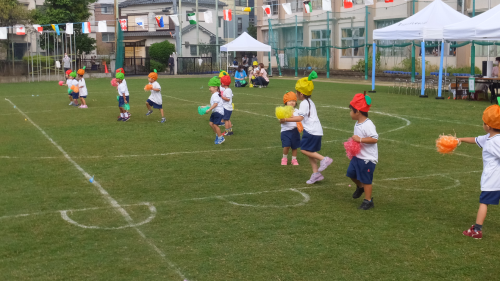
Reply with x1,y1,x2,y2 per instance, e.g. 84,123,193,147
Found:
223,188,310,208
382,138,482,160
375,175,461,191
4,98,188,281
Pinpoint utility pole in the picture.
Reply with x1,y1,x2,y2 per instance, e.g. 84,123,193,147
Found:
196,0,199,56
179,0,183,56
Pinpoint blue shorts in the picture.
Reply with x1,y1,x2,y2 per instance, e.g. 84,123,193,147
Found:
346,156,377,185
80,95,87,99
147,99,162,109
71,92,79,99
209,112,223,125
223,109,232,120
300,130,322,152
281,128,301,149
118,96,130,108
479,191,500,205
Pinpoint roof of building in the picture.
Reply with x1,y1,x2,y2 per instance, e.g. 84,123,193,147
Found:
119,0,227,8
181,24,224,43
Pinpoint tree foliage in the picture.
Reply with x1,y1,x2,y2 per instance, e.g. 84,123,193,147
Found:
149,40,175,63
0,0,34,59
247,24,257,39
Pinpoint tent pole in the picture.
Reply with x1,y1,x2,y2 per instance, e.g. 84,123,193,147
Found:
437,40,445,99
411,42,415,82
327,11,330,79
369,42,376,93
420,41,427,97
471,41,475,75
364,7,368,80
294,15,298,78
268,18,272,77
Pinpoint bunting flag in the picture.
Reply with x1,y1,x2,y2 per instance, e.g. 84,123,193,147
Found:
51,24,60,35
187,13,197,25
155,16,164,27
119,19,127,31
263,5,271,17
170,15,180,26
365,0,374,4
282,3,292,15
385,0,393,2
15,25,25,35
242,7,253,12
223,9,232,21
32,24,43,34
98,21,107,32
322,0,332,11
135,18,145,29
0,27,7,39
82,22,91,33
303,1,312,13
344,0,353,8
66,23,73,34
203,11,213,23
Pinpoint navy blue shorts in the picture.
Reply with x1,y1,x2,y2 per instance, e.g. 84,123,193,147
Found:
300,130,322,152
118,96,130,108
479,191,500,205
80,95,87,99
71,92,79,99
209,112,223,125
281,128,301,149
147,99,162,109
223,109,232,120
346,156,377,185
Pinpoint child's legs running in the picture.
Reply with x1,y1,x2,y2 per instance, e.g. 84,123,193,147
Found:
476,203,488,225
283,147,290,155
69,95,73,101
363,184,373,200
291,149,297,157
160,108,164,117
308,156,319,173
301,150,324,161
80,97,87,105
226,120,232,129
350,177,364,188
146,102,152,111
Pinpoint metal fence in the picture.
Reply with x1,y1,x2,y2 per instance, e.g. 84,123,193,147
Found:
177,57,214,75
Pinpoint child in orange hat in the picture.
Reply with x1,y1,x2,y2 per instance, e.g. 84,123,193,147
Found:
77,67,88,108
220,75,233,136
280,91,301,166
62,69,74,105
458,103,500,239
144,70,165,123
347,92,378,210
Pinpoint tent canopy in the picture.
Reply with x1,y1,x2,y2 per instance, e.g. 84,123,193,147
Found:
443,4,500,40
373,0,469,41
220,32,271,52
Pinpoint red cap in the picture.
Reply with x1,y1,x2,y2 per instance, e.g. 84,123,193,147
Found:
350,93,372,112
220,75,231,86
116,68,125,74
65,69,72,75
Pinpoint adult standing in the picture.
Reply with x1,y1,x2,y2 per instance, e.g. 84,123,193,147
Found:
63,53,71,73
168,55,175,75
489,57,500,99
242,55,249,73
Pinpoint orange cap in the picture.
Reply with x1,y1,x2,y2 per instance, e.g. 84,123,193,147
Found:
283,91,297,104
483,105,500,130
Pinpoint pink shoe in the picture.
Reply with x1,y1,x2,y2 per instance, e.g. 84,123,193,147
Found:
291,159,299,165
318,156,333,172
82,105,88,108
281,158,287,165
306,172,324,184
463,225,482,239
78,105,84,108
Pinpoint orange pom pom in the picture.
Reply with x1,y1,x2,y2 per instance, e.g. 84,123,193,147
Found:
296,122,303,133
144,84,153,91
436,134,460,154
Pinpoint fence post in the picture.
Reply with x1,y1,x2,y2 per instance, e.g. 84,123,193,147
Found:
411,43,415,82
268,18,272,76
420,41,427,97
327,11,330,79
295,15,298,78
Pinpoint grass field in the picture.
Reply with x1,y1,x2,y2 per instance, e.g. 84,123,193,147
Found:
0,76,499,280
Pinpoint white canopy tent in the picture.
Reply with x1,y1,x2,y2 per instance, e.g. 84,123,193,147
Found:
443,4,500,40
220,32,271,72
371,0,469,97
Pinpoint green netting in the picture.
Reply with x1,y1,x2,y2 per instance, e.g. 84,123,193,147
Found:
115,27,124,72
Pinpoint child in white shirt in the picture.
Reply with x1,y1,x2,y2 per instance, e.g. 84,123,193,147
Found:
62,69,73,105
115,72,130,122
220,75,233,136
144,70,165,123
68,72,80,107
77,67,88,108
280,91,302,166
206,76,225,145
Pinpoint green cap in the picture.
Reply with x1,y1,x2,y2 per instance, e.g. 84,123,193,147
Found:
69,72,77,78
116,72,125,80
208,76,221,87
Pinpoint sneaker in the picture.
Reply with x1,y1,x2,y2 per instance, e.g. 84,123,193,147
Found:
215,135,219,144
358,198,374,210
122,117,130,122
69,102,73,105
227,131,234,136
306,172,324,184
82,105,88,108
463,225,483,239
160,117,166,123
146,110,153,116
291,159,299,165
78,105,84,108
259,85,263,88
318,157,333,172
217,136,225,144
281,158,287,165
72,103,79,107
222,131,228,136
352,186,365,199
117,117,123,121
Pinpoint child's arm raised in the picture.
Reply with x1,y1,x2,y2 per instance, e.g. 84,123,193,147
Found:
458,137,476,144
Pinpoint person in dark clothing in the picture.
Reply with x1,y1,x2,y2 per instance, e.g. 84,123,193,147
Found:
168,55,175,75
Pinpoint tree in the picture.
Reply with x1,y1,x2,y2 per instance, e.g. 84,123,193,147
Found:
149,40,175,63
247,24,257,39
0,0,34,59
33,0,98,55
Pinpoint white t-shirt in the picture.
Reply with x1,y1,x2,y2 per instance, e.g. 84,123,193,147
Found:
297,99,323,136
475,133,500,191
353,118,379,163
148,81,162,105
221,87,233,111
118,82,129,96
78,78,87,96
71,79,79,92
281,109,299,132
210,92,224,115
66,79,72,89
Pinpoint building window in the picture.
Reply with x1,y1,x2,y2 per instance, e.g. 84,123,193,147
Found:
341,28,364,57
219,16,223,28
102,33,115,42
311,30,330,57
190,45,197,56
235,0,246,6
341,0,364,6
287,0,303,12
101,5,114,14
238,18,242,33
264,0,278,15
375,20,409,57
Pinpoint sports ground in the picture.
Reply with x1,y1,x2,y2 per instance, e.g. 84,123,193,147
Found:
0,77,499,280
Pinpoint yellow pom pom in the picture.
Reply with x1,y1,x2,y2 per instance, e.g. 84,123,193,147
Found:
275,105,294,119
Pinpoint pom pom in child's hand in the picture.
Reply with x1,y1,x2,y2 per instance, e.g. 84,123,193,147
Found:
436,134,460,154
144,84,153,91
58,81,64,86
275,105,294,119
70,85,79,93
111,78,118,87
344,138,361,160
198,105,210,115
297,122,304,133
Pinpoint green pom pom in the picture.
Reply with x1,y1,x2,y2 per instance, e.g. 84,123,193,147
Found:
365,95,372,106
497,96,500,105
154,69,157,73
68,88,72,94
116,96,120,101
83,66,86,70
308,71,318,81
198,105,210,115
123,103,130,111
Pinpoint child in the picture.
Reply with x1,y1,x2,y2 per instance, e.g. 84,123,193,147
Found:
116,68,131,117
115,72,130,122
220,75,233,136
77,67,88,108
206,76,225,144
145,69,166,123
347,93,378,210
459,104,500,239
69,71,80,107
279,71,333,184
280,91,302,166
62,69,73,105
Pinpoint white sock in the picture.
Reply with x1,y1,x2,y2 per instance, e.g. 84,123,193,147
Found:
282,154,287,159
124,112,129,118
292,156,297,160
120,113,124,117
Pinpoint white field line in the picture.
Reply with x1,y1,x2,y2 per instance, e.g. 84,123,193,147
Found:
381,138,482,160
4,99,188,281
